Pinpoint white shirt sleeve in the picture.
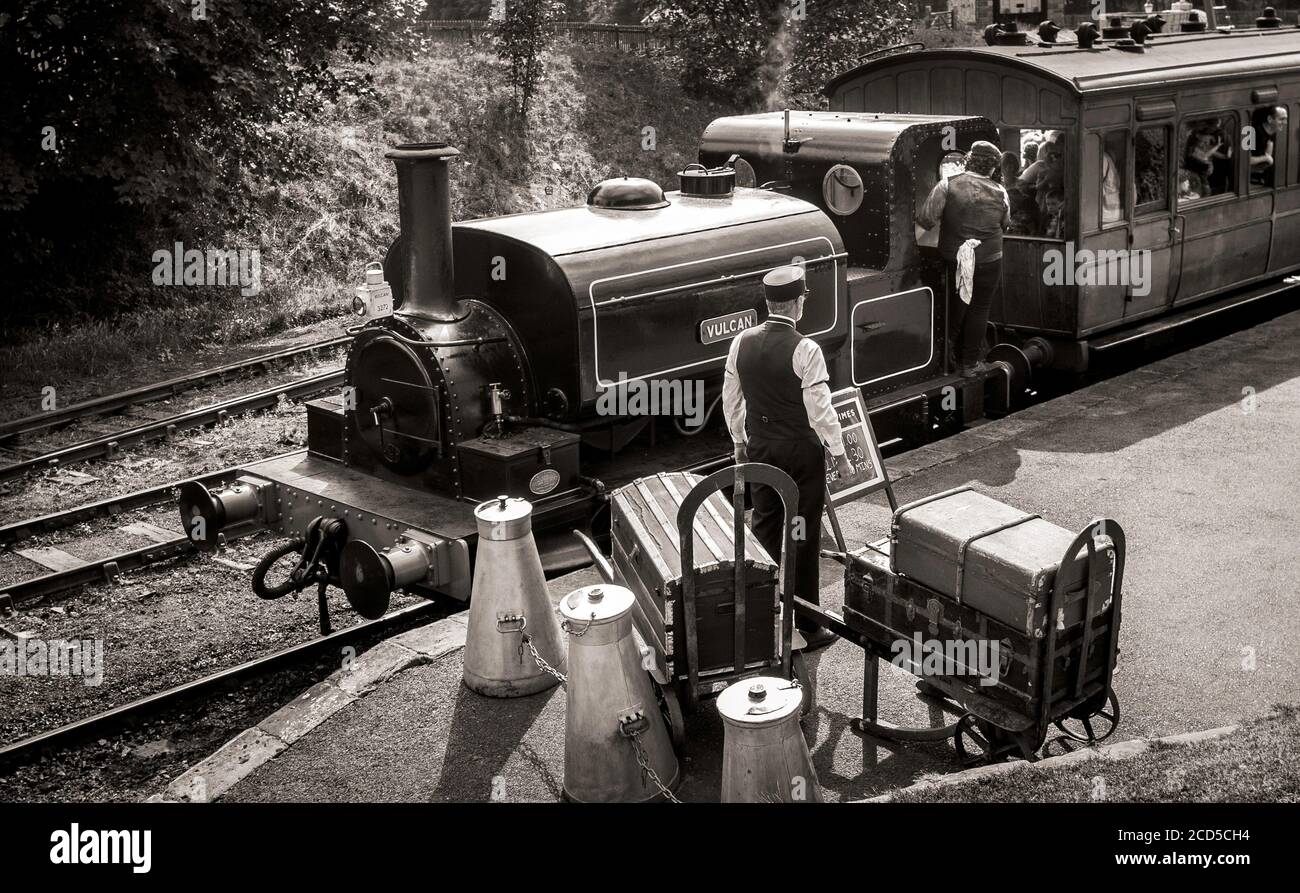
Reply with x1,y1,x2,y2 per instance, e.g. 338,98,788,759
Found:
722,332,747,446
793,339,845,456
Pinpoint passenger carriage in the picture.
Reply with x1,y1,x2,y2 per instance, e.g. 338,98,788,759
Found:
818,27,1300,370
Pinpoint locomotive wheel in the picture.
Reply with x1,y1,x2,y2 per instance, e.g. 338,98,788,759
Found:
792,651,814,717
1053,686,1121,744
656,683,687,755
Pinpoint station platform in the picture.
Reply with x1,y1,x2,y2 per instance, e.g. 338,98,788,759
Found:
169,307,1300,803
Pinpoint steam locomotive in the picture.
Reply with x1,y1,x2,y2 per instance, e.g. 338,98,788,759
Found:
175,110,1068,620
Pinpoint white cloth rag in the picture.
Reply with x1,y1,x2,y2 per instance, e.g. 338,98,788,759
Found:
956,238,981,305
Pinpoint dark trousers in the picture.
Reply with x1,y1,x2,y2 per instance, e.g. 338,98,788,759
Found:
945,259,1003,367
746,435,826,629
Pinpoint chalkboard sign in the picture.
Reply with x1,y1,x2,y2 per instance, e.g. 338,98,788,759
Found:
824,386,889,507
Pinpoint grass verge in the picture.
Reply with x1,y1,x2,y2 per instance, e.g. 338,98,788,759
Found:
891,705,1300,803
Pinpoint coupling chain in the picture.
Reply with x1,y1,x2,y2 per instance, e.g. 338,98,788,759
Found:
626,728,681,804
520,633,568,686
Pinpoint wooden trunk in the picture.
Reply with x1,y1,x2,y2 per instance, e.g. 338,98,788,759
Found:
610,472,779,685
890,487,1115,639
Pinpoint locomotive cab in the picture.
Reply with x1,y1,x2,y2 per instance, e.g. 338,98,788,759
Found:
698,111,1000,424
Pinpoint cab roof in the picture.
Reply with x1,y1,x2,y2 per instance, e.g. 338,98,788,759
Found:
824,28,1300,97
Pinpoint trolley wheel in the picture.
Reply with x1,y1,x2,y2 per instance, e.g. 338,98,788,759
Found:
1053,686,1121,743
953,713,995,767
656,683,686,755
792,651,813,717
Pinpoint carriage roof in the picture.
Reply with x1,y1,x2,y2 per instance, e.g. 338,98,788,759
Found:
825,29,1300,98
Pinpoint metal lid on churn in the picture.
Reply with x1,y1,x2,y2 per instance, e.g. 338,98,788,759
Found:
716,676,803,727
474,495,532,541
560,584,633,626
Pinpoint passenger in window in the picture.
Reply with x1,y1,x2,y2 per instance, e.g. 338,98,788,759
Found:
1250,106,1288,187
1178,168,1205,201
1035,168,1064,234
1022,140,1040,168
997,151,1020,186
1101,151,1121,224
1000,151,1039,234
1183,126,1232,195
1042,190,1066,239
1018,132,1062,190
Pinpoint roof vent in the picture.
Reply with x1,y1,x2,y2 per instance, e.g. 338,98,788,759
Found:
1102,16,1129,40
677,162,736,198
1256,7,1281,28
586,177,669,211
983,22,1030,46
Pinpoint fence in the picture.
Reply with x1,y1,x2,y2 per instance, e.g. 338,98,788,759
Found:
416,19,678,51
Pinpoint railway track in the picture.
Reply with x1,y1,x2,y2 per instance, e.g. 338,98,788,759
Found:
0,600,443,770
0,368,344,484
0,335,349,443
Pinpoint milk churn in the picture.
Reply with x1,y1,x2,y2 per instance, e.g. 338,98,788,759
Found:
463,496,565,697
561,584,680,802
717,676,822,803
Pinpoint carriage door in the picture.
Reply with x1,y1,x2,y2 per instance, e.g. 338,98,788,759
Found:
1130,111,1179,315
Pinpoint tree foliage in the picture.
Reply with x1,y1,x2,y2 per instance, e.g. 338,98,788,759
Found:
491,0,564,117
646,0,787,109
647,0,914,109
0,0,425,320
786,0,914,104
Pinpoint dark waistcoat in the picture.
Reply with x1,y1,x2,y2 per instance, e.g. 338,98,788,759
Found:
735,321,816,442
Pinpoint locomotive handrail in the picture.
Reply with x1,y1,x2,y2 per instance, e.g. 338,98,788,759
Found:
676,462,798,710
592,250,848,308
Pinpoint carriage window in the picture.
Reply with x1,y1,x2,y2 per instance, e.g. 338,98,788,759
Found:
1249,105,1289,190
1136,127,1168,214
1008,129,1066,237
1100,131,1127,226
1179,113,1237,204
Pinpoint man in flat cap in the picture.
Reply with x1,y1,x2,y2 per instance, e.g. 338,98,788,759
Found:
918,139,1011,377
722,265,853,651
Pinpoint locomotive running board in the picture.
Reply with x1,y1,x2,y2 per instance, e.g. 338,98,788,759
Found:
1087,276,1298,352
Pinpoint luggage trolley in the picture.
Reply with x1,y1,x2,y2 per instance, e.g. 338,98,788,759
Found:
575,463,811,751
795,385,1127,764
808,504,1126,765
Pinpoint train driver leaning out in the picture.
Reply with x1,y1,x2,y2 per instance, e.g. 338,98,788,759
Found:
722,265,851,651
916,140,1011,378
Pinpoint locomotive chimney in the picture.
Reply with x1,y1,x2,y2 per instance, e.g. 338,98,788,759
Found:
386,142,461,322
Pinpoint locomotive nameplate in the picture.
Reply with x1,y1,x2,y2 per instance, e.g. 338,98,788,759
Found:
698,309,757,345
825,386,888,507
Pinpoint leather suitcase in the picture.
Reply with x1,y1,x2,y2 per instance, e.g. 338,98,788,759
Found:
890,487,1114,638
610,472,780,678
